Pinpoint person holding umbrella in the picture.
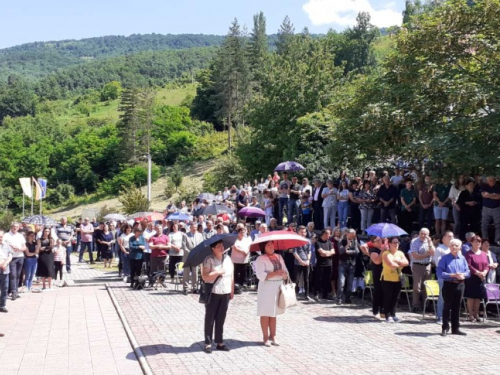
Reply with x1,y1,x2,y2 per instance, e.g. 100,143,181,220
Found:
201,239,234,353
255,241,288,347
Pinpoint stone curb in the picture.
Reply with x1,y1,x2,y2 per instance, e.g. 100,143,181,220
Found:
106,283,153,375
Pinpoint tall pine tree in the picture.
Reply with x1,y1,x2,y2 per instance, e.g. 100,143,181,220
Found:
213,19,252,151
276,16,295,56
248,11,268,75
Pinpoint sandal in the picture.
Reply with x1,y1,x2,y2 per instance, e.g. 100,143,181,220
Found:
270,339,280,346
216,344,230,351
264,340,271,347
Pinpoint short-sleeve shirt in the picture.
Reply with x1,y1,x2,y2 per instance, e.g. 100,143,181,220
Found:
400,188,417,211
0,244,13,275
279,180,291,199
293,241,311,265
377,184,399,209
231,237,252,264
289,183,301,200
3,231,26,258
482,184,500,208
203,255,234,294
433,184,451,206
80,224,94,243
381,250,406,282
149,234,169,258
420,184,434,205
315,239,333,267
56,224,74,242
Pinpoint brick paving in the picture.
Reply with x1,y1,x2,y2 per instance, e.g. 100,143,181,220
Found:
0,258,141,375
111,283,500,375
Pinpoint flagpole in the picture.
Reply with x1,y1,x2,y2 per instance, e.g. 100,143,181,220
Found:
31,179,34,215
22,194,25,218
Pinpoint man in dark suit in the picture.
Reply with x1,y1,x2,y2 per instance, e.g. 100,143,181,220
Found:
312,178,325,230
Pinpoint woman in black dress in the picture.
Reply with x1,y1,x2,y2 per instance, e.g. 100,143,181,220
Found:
98,224,115,268
36,228,55,290
457,178,482,240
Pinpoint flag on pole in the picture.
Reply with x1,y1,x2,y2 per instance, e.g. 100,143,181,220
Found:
19,178,32,198
38,178,47,199
32,177,43,201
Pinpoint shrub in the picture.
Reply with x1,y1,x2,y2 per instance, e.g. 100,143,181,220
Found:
178,185,199,204
118,187,150,215
0,210,15,231
96,205,115,222
99,164,160,195
47,183,75,206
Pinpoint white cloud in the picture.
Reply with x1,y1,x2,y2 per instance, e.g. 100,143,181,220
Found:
303,0,402,28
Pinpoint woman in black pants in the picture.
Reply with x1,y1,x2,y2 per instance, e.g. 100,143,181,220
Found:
128,228,146,288
381,237,409,323
202,240,234,353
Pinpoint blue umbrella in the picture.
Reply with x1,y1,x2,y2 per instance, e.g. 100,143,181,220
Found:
183,234,237,268
167,212,192,221
274,161,305,172
366,223,408,238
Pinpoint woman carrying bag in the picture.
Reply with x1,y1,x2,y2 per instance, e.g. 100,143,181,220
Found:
255,241,288,347
201,239,234,354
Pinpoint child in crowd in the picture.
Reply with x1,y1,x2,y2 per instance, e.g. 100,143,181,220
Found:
301,192,312,226
53,239,66,286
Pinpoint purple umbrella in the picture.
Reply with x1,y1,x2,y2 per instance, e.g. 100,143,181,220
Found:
274,161,305,172
238,207,266,218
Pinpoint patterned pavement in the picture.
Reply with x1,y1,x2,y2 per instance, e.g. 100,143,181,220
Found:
2,255,500,375
111,283,500,375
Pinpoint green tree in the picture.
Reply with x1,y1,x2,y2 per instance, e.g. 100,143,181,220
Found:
213,19,253,150
119,186,150,215
100,81,122,101
0,80,38,123
248,11,268,77
276,16,295,56
170,164,184,191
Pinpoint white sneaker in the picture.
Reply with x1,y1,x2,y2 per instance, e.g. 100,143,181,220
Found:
393,316,402,323
386,317,395,323
373,313,381,320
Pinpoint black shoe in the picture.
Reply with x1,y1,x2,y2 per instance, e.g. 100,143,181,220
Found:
452,330,467,336
183,290,188,295
11,294,17,301
90,262,95,265
345,299,352,304
441,328,449,337
204,346,212,354
0,307,8,313
191,289,198,294
216,344,230,352
412,307,422,313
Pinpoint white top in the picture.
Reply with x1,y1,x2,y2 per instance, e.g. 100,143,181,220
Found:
120,233,134,248
3,231,26,258
322,187,338,207
448,184,464,202
390,175,403,186
203,255,234,294
433,244,450,268
143,229,156,254
169,231,184,256
231,237,252,264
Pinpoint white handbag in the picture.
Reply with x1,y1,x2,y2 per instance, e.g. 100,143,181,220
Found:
278,274,297,310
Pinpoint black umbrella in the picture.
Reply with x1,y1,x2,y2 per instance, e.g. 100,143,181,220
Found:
200,204,234,216
183,234,237,268
22,215,58,227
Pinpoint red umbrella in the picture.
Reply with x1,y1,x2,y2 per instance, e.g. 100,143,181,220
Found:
130,212,165,222
238,206,266,218
250,230,309,252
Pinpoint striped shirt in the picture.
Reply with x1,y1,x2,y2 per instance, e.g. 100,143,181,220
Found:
409,237,433,265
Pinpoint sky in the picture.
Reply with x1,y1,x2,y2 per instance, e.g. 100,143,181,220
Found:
0,0,406,49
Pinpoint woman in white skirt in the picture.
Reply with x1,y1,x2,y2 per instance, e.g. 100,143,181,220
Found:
255,241,288,347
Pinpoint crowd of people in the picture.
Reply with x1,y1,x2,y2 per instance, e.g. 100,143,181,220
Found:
1,167,500,342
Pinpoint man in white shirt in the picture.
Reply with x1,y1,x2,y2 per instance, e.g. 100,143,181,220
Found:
0,230,13,313
3,223,26,300
143,222,157,279
433,231,453,323
223,187,230,200
178,201,189,214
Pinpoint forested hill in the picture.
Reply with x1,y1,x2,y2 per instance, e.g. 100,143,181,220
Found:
0,34,226,81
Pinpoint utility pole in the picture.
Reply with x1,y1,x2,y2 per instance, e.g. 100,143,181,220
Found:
147,153,152,203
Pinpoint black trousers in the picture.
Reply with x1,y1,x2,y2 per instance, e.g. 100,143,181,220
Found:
169,255,183,279
315,265,331,298
442,281,465,332
284,252,296,283
54,261,63,280
372,267,384,315
381,280,401,318
294,265,310,297
143,253,151,277
234,263,247,287
313,202,323,230
399,210,415,234
9,257,24,296
129,259,144,287
204,293,230,345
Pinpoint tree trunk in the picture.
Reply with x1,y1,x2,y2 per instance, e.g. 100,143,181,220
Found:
227,115,232,153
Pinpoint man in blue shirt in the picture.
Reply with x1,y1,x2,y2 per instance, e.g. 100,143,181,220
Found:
437,238,471,336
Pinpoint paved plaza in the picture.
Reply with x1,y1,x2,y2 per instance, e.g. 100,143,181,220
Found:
1,257,500,375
